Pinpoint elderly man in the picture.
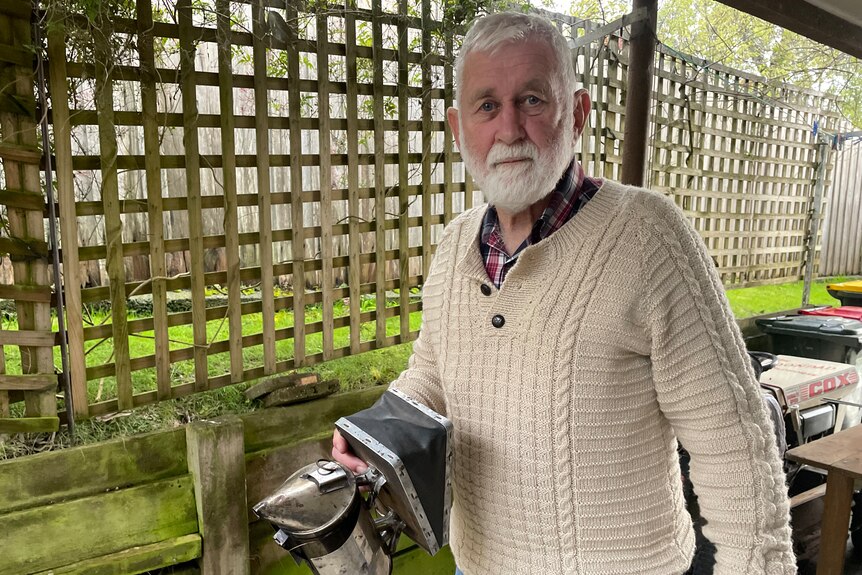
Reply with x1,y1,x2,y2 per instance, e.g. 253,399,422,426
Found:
334,11,795,575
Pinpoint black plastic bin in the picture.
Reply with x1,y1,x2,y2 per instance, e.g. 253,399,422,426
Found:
755,315,862,366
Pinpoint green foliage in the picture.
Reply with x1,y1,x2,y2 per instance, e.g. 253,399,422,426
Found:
563,0,862,127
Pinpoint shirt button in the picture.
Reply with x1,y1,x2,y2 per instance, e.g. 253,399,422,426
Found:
481,284,492,296
491,314,505,328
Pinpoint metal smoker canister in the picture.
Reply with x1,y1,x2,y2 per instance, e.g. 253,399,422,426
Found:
253,460,392,575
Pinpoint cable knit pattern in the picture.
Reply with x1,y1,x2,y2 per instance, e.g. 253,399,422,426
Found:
391,181,795,575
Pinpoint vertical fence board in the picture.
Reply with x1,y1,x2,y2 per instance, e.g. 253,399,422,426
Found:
178,0,209,389
420,0,432,283
216,0,243,382
443,33,453,226
138,0,172,401
286,0,306,367
344,1,361,355
316,9,335,361
396,0,410,340
372,0,386,347
46,16,88,418
252,0,276,374
93,14,133,410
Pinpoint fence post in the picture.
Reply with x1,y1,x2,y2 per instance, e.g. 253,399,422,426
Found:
186,416,251,575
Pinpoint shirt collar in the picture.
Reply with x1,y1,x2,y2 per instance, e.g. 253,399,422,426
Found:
480,159,584,248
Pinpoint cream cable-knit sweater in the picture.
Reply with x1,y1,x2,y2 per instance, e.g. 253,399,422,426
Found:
391,181,795,575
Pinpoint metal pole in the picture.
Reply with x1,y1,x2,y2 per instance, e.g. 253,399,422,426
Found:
620,0,657,187
802,140,829,307
33,1,75,437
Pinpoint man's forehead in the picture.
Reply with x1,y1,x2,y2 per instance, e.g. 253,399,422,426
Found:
460,40,557,100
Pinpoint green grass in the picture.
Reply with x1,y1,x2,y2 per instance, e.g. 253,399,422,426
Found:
724,276,852,319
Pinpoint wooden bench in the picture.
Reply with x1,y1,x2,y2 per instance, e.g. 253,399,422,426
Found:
786,424,862,575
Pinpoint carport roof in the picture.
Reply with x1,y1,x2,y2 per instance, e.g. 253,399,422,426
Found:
715,0,862,59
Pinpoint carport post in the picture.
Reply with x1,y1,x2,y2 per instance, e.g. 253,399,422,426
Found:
620,0,658,187
802,140,830,307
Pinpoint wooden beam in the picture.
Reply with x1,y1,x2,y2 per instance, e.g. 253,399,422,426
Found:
0,142,41,164
0,43,32,67
186,416,250,575
0,187,45,211
0,476,197,573
0,373,58,391
0,282,53,303
0,416,60,434
0,236,49,259
0,329,55,347
0,1,30,19
715,0,862,60
31,534,202,575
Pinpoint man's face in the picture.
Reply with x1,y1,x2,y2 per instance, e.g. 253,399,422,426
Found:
448,39,581,214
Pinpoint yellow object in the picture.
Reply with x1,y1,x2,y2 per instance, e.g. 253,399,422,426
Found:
827,280,862,294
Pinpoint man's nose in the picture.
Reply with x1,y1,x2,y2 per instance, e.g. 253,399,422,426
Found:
495,105,526,144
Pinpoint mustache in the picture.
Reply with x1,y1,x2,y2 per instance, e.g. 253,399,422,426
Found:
486,142,538,167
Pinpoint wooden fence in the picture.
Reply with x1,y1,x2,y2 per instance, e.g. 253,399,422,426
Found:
0,1,59,435
0,387,457,575
0,0,846,423
821,138,862,276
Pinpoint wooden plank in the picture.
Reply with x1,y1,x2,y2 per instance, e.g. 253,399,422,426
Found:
241,386,386,453
420,0,432,283
816,471,854,575
397,0,410,340
0,427,186,515
0,476,198,575
0,1,31,19
215,0,243,384
31,534,202,575
285,0,306,367
0,43,30,67
0,235,48,259
0,141,40,164
0,345,7,427
260,379,339,408
0,187,44,210
92,13,133,412
0,329,54,347
0,282,52,302
46,13,88,420
317,7,335,362
0,416,60,434
251,0,276,375
344,1,361,355
443,32,453,225
137,0,172,401
0,373,57,391
789,484,826,508
186,416,250,575
372,0,387,347
178,0,210,390
786,424,862,476
244,372,318,401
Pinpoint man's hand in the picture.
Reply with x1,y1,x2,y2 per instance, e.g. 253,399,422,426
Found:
331,429,368,474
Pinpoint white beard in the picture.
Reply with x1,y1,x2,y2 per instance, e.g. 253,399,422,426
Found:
459,115,576,214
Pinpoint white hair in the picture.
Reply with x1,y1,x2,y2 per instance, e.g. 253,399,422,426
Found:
453,11,577,107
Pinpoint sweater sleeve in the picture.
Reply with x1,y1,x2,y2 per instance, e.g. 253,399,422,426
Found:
637,191,795,574
387,211,465,417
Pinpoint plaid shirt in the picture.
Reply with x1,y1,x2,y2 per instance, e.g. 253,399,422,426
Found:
479,161,602,288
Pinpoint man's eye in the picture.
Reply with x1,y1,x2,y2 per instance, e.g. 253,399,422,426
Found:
479,102,496,112
525,95,542,106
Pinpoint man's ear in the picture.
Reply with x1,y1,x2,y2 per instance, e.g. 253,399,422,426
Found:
446,106,461,149
572,89,591,139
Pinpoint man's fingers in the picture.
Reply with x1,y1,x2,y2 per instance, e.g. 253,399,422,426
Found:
331,429,368,474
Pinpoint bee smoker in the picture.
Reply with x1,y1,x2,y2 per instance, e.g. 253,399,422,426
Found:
253,389,453,575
